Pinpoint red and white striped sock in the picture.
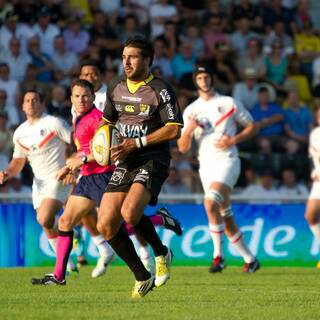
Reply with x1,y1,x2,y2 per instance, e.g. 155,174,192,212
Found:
209,224,224,258
228,231,254,263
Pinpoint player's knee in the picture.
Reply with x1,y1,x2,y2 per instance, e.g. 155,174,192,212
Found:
221,207,233,218
97,216,114,239
37,214,54,229
305,211,317,225
204,190,224,205
121,206,140,226
58,215,74,231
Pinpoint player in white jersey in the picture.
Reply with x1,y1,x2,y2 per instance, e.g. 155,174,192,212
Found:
305,107,320,267
178,67,260,273
0,90,76,264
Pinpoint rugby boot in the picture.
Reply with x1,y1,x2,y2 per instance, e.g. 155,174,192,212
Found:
243,259,260,273
209,256,225,273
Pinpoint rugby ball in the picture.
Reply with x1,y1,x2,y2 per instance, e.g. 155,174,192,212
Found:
92,124,120,166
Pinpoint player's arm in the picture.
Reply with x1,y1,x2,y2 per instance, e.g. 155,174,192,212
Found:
216,100,258,149
110,124,182,162
177,117,198,154
0,157,26,184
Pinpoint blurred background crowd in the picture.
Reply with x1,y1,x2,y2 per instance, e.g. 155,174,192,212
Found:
0,0,320,199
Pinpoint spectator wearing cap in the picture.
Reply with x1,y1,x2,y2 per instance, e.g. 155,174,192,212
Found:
283,89,313,154
52,35,79,86
231,17,259,57
63,16,90,56
0,37,31,82
236,38,266,81
32,6,60,57
251,86,285,153
232,67,260,110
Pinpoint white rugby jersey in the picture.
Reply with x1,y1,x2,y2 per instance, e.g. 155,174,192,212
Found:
71,83,107,121
13,114,71,179
182,94,253,160
309,127,320,176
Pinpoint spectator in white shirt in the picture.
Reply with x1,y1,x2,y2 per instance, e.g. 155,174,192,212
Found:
149,0,179,39
32,7,60,57
1,37,31,82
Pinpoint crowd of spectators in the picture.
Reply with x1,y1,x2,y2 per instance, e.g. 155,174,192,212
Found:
0,0,320,200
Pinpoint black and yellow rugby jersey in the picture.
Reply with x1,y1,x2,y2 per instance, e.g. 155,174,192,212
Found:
102,74,183,162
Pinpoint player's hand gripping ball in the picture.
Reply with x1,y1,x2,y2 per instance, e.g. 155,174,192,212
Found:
92,124,121,166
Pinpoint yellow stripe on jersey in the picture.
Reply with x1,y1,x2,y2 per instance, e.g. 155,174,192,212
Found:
165,122,184,126
102,116,116,124
127,74,154,94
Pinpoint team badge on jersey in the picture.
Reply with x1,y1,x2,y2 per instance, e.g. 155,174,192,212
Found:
139,104,150,115
40,129,47,136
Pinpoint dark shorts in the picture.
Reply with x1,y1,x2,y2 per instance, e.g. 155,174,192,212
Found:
106,159,169,206
72,172,113,207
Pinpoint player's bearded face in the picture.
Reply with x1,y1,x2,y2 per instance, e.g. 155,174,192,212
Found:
122,46,148,80
71,85,95,115
196,73,212,93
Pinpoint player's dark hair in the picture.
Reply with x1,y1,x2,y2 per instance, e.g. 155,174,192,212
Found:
23,90,43,102
71,79,95,95
80,60,100,73
123,35,154,67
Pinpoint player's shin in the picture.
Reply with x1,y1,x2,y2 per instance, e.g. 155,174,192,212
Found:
209,224,224,258
54,230,74,281
107,225,150,281
133,215,167,257
227,231,255,263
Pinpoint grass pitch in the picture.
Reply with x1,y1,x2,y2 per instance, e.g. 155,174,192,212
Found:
0,266,319,320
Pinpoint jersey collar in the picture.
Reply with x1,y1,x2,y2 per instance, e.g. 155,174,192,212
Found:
126,73,154,94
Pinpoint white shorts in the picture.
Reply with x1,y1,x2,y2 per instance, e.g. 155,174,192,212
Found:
309,181,320,200
32,177,72,209
199,157,240,192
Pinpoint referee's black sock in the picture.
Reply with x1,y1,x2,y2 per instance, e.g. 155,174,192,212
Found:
134,214,168,257
107,225,150,281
